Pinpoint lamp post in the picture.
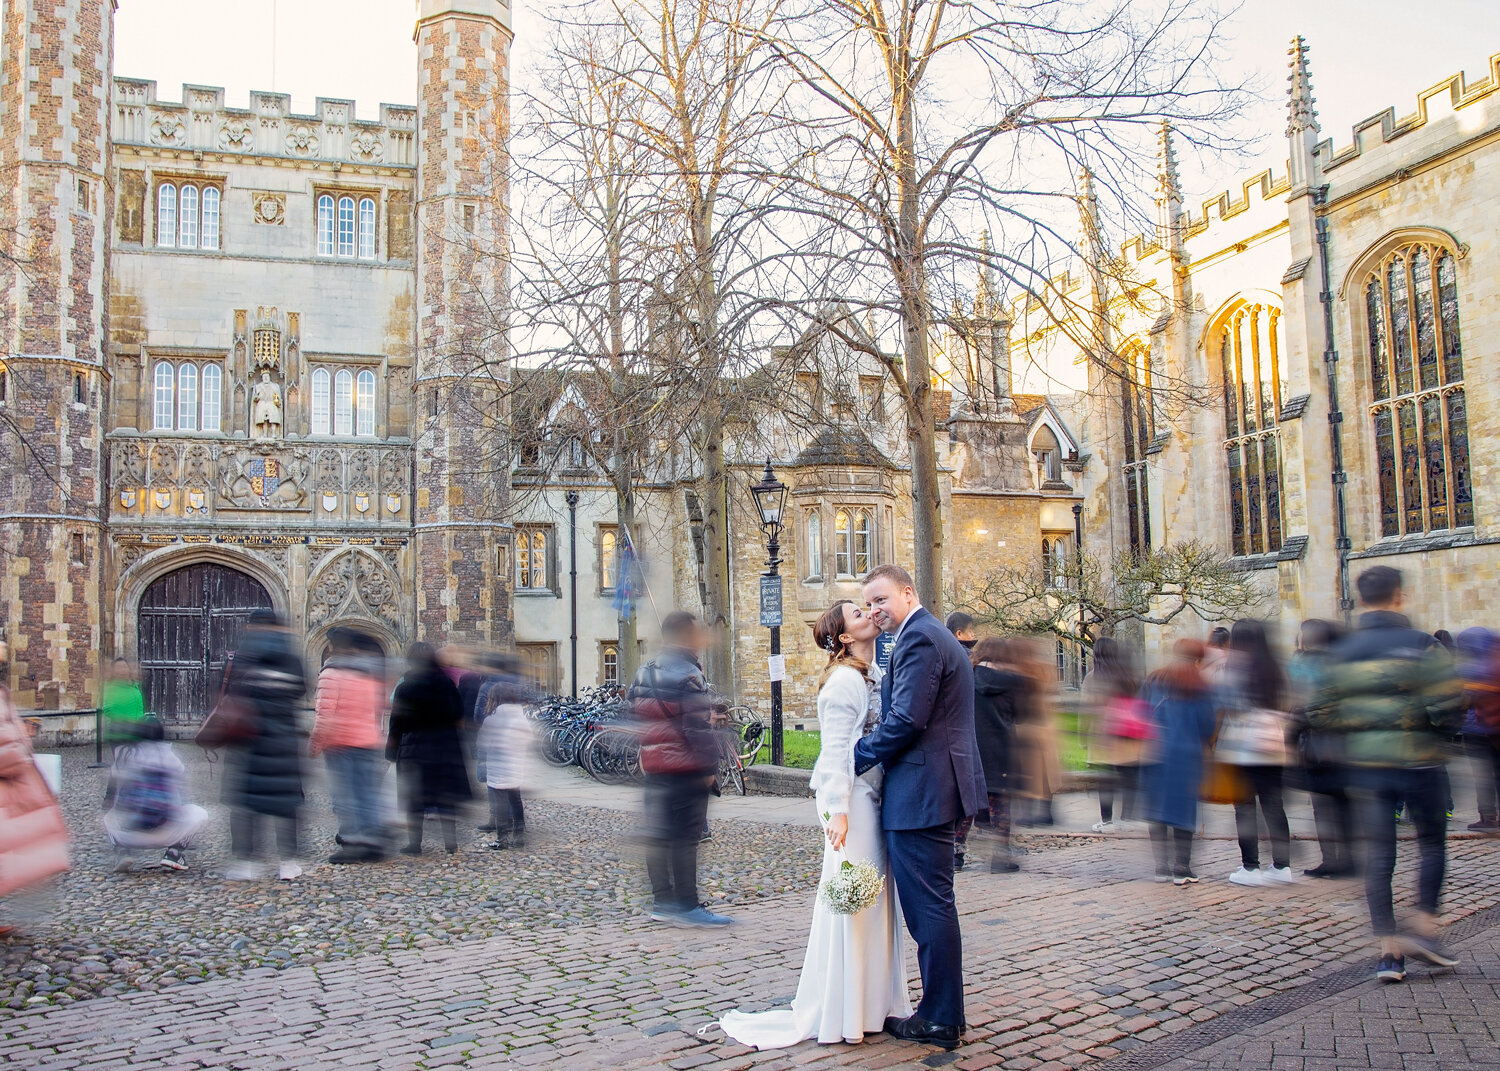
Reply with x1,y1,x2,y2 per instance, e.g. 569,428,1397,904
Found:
749,459,789,767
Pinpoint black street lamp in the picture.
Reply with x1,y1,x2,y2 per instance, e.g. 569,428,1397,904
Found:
749,459,789,766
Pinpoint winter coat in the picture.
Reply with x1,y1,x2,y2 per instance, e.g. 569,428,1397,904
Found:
1138,679,1218,831
1457,628,1500,736
310,660,386,755
1306,611,1465,768
629,648,717,776
0,687,70,897
387,668,471,809
223,628,308,818
477,702,534,791
972,664,1020,793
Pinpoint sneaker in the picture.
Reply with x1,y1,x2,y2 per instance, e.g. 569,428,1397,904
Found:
277,861,303,881
1153,871,1172,884
1228,866,1265,887
1376,954,1406,983
672,906,734,928
1173,872,1201,886
1091,821,1117,834
1262,866,1300,885
649,906,682,923
1466,820,1499,833
1401,935,1459,968
159,848,189,871
225,861,260,882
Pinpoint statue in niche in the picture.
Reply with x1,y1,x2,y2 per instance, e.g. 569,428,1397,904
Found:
251,371,284,440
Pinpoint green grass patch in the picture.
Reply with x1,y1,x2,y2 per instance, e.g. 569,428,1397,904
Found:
753,719,1089,773
753,728,822,770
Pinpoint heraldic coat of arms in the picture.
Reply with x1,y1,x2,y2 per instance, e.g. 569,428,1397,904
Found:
246,457,281,499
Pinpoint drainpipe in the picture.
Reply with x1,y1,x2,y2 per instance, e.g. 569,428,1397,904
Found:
1313,185,1353,623
566,490,580,698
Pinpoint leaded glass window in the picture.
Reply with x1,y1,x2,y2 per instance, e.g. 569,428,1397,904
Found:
200,187,220,249
176,363,198,431
317,195,336,256
358,198,377,259
805,512,823,580
337,196,356,257
1120,345,1153,554
153,362,175,428
356,369,376,436
156,184,176,247
1365,244,1472,535
334,369,354,436
311,369,331,435
200,364,221,431
516,529,550,590
1220,304,1286,555
178,185,198,248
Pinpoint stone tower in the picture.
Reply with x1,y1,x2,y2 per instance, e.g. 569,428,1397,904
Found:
412,0,513,646
0,0,113,716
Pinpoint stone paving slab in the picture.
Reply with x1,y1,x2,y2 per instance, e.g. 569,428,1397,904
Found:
4,823,1499,1070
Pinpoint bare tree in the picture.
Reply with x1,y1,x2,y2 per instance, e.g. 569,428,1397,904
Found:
959,540,1268,650
758,0,1247,609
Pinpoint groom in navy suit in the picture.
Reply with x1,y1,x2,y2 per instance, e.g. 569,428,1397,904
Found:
853,564,986,1050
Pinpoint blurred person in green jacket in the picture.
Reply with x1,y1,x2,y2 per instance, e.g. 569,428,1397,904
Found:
1307,566,1465,985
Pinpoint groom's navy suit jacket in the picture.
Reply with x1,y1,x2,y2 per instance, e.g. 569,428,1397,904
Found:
853,606,987,830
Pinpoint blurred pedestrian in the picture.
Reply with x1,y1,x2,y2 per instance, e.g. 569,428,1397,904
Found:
1306,565,1465,983
1203,627,1231,685
1220,620,1297,887
1139,639,1217,886
222,610,309,882
1455,627,1500,833
311,627,391,863
969,636,1021,873
387,642,470,855
477,678,534,850
1292,619,1357,877
631,611,728,927
1012,638,1062,827
0,634,69,935
1083,637,1146,834
103,716,207,872
102,657,148,751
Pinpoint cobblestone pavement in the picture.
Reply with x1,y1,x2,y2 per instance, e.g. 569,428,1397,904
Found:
3,748,1499,1070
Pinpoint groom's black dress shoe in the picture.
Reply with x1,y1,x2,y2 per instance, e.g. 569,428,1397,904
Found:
883,1014,962,1051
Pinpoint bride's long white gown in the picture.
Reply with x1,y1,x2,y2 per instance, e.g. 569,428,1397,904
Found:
720,664,912,1048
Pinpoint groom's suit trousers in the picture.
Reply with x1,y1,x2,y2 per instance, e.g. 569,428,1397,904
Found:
886,821,964,1028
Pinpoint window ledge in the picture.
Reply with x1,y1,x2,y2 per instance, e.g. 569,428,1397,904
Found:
514,589,560,598
803,575,824,585
1352,528,1494,560
1227,536,1307,571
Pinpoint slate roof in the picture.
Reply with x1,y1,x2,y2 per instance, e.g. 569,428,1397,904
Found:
790,427,896,469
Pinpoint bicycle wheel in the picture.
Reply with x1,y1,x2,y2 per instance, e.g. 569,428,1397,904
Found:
584,728,640,786
721,755,746,797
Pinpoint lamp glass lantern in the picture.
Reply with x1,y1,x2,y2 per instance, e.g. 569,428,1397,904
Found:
750,459,788,536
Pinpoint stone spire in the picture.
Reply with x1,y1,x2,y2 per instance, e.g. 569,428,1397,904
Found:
1287,35,1321,191
975,229,997,317
1156,120,1184,253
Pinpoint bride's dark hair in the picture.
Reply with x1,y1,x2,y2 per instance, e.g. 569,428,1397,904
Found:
812,599,871,688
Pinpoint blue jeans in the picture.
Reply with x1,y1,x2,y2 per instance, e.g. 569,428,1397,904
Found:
325,747,387,847
1351,766,1447,937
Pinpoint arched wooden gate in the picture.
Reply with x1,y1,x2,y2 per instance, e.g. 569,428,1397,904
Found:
137,563,273,722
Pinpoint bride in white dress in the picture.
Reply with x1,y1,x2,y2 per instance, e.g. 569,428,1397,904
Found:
720,598,912,1048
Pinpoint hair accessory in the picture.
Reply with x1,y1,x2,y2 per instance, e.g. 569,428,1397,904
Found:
823,636,837,654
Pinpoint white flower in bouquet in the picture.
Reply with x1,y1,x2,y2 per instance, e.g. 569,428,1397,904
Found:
821,858,885,915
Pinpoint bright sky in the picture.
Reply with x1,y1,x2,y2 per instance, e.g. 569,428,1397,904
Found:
114,0,1500,199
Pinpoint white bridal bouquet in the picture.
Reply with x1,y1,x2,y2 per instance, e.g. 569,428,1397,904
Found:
821,858,885,915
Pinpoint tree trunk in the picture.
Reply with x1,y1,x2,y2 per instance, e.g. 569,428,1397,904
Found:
894,31,943,612
697,416,734,692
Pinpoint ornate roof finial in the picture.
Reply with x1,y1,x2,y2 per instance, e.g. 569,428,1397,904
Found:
1157,120,1182,205
975,228,997,316
1287,35,1319,138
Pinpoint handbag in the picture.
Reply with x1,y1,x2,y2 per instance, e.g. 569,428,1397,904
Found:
195,693,255,750
1105,697,1154,741
1216,707,1289,766
1200,757,1248,805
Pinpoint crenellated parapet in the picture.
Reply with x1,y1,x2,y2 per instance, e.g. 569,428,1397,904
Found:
111,79,418,169
1313,50,1500,175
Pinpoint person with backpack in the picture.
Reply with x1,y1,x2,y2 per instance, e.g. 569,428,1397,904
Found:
103,717,207,871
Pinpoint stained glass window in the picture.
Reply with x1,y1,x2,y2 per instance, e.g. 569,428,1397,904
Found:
1121,345,1153,554
1365,244,1473,535
1220,304,1285,555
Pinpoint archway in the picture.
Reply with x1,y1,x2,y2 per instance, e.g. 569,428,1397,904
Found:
137,563,273,723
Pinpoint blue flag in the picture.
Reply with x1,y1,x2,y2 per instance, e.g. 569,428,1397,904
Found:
611,542,636,622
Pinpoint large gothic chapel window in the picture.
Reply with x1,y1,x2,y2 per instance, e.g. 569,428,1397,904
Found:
1120,346,1153,554
1365,244,1472,535
1219,304,1286,555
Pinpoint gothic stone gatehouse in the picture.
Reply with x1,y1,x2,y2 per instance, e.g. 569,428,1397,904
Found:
0,0,514,732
